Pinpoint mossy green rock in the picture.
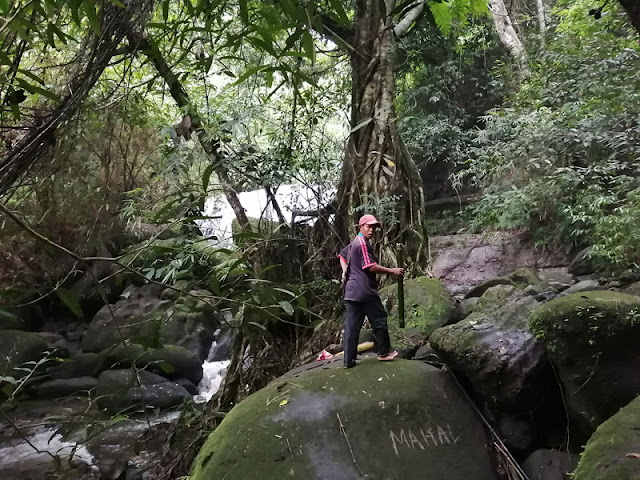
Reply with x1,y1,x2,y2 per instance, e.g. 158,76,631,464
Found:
430,286,549,411
191,359,498,480
529,291,640,432
572,396,640,480
508,268,542,289
81,284,221,361
0,330,48,378
380,276,453,349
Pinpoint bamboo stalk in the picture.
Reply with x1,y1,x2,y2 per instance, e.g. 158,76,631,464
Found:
397,244,405,328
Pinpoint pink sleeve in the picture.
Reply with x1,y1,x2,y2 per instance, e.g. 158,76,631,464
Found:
358,237,377,269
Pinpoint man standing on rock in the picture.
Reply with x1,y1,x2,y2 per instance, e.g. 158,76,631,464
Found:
338,214,404,368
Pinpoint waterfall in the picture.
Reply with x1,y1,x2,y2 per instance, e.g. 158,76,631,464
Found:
194,340,231,403
197,183,335,243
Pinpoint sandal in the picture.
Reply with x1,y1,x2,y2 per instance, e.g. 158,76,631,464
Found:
377,351,398,361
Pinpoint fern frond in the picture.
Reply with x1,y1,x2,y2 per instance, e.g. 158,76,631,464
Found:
430,2,453,36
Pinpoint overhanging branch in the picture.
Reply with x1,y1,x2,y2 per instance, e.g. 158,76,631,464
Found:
125,26,250,228
394,1,425,37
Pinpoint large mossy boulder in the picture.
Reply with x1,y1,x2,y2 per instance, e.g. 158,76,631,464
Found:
81,284,221,361
572,396,640,480
430,285,551,412
191,359,498,480
379,276,453,349
529,291,640,432
0,330,48,378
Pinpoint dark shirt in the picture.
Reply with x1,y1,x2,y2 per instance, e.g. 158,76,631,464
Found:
338,234,379,301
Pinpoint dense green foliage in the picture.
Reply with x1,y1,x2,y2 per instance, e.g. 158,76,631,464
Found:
461,0,640,272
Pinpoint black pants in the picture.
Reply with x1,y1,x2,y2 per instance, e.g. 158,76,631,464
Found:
344,297,391,367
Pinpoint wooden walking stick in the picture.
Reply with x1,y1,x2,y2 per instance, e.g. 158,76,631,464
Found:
397,244,405,328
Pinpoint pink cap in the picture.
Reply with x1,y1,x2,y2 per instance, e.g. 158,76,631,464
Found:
358,214,381,227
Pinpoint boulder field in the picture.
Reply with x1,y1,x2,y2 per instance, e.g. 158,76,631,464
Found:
191,359,498,480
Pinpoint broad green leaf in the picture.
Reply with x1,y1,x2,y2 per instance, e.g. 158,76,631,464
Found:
83,0,101,35
273,287,295,297
230,65,267,87
56,288,84,318
51,24,73,43
278,300,294,316
208,275,221,296
70,0,82,26
0,0,9,14
246,36,277,57
239,0,248,25
282,27,303,54
15,79,58,101
162,0,169,21
0,376,17,385
202,163,215,192
328,0,350,24
17,69,45,85
10,101,21,120
302,31,315,64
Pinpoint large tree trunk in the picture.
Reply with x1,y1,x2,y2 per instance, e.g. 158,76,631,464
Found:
334,0,428,271
618,0,640,35
0,0,152,197
488,0,527,68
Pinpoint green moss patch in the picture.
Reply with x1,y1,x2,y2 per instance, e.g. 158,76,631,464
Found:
508,268,542,289
380,277,453,349
572,396,640,480
191,359,498,480
529,291,640,431
529,291,640,362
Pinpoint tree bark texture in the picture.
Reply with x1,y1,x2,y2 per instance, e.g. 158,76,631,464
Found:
535,0,547,44
488,0,527,67
618,0,640,35
335,0,428,270
0,0,153,197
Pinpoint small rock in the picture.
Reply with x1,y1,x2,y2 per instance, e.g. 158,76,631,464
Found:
523,285,541,296
412,343,443,367
464,278,517,299
559,279,603,296
538,268,575,290
568,247,595,276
